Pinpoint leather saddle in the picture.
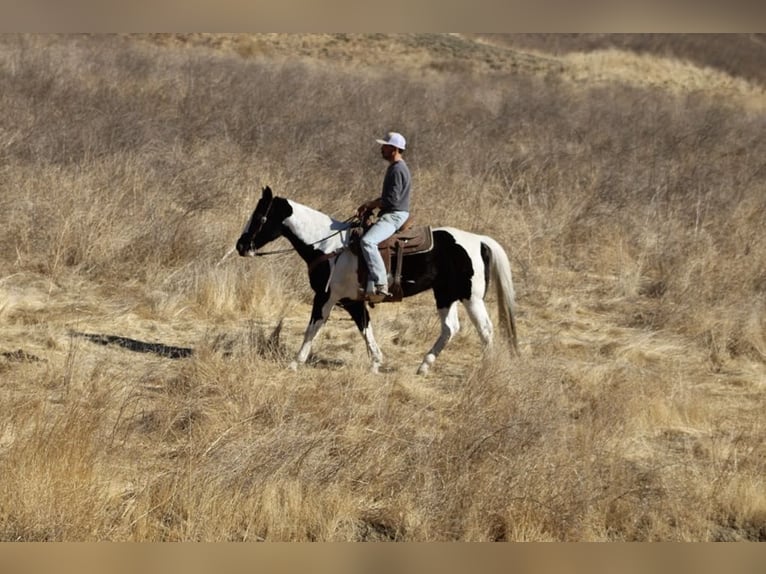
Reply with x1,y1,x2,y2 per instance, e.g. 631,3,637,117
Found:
350,217,434,302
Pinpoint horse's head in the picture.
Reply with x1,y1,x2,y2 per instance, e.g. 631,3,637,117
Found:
236,186,291,257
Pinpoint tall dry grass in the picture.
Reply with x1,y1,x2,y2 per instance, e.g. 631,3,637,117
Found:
0,34,764,540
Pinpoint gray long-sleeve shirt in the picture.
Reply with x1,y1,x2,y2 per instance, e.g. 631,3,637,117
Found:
381,159,411,213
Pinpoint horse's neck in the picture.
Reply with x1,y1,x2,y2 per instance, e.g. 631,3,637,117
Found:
283,201,346,253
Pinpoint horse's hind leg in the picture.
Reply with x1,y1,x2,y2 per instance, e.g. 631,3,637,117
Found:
338,300,383,373
462,297,494,347
417,303,460,375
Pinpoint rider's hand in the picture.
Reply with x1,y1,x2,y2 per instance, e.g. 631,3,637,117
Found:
356,202,371,218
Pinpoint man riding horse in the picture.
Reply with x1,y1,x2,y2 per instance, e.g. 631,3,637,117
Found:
234,131,518,374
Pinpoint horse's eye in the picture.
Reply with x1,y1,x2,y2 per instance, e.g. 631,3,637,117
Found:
260,216,267,224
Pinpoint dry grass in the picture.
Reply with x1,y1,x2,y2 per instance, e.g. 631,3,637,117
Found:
0,33,764,541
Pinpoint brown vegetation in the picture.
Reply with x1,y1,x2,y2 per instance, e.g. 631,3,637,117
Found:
0,33,764,541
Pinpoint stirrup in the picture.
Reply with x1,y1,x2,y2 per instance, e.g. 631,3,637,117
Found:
359,286,390,303
373,284,391,297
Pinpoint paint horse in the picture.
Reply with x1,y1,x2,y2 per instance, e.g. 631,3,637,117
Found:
235,186,518,374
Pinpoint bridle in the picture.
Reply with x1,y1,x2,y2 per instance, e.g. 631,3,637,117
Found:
247,194,274,239
241,195,293,256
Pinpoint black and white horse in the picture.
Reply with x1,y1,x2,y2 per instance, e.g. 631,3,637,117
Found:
235,186,518,374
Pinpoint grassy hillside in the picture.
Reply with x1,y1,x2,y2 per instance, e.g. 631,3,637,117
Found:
473,33,766,85
0,33,764,541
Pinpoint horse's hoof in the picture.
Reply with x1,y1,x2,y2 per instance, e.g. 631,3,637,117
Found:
417,354,435,375
288,361,298,371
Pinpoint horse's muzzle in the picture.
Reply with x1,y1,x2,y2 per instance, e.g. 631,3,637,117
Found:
236,236,255,257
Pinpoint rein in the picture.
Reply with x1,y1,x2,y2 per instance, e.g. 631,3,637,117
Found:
252,216,359,257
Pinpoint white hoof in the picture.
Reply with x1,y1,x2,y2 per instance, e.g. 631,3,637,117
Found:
417,354,435,375
288,361,298,371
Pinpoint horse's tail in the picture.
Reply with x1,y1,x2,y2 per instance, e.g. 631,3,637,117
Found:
482,236,519,355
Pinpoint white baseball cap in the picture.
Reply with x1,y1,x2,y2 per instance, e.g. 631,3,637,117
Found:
375,132,406,150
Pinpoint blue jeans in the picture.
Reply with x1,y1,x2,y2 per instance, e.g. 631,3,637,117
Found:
360,210,410,291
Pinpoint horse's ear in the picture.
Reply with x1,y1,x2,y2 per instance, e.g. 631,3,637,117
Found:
262,186,272,200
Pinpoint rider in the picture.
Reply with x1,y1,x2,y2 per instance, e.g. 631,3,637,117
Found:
357,131,412,298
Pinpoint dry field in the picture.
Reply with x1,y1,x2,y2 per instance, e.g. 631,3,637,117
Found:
0,33,764,541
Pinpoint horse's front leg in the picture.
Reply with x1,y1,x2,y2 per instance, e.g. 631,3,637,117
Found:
338,299,383,373
289,291,337,370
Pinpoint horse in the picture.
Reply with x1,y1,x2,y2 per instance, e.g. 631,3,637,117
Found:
235,186,519,375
